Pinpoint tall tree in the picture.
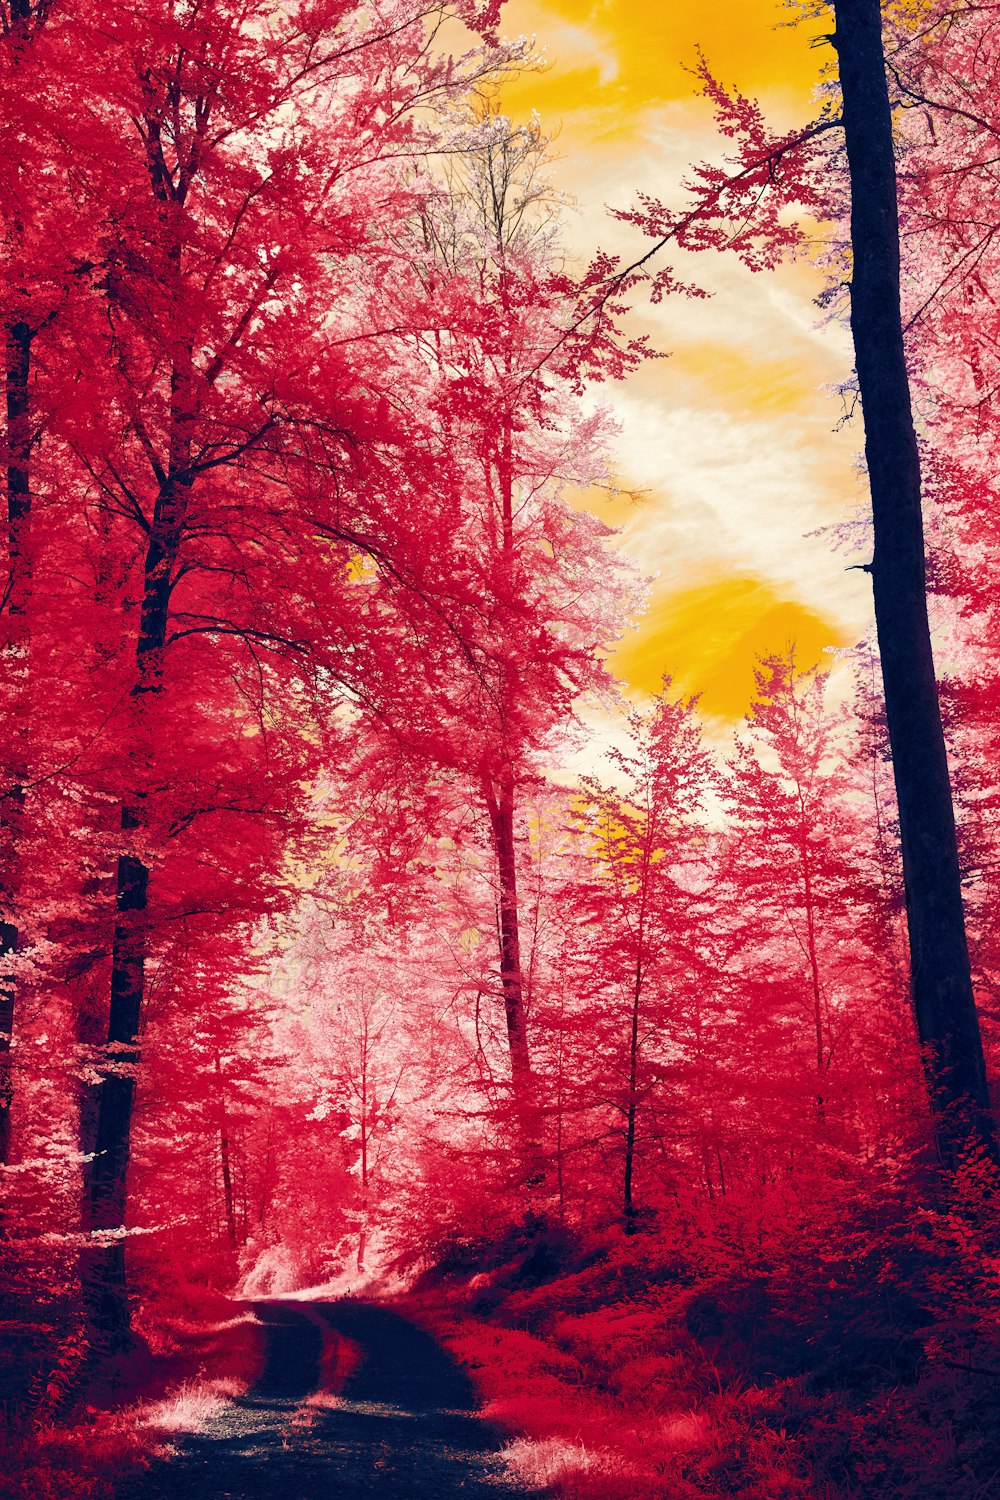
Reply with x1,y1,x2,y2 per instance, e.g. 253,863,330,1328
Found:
832,0,993,1162
612,1,996,1164
363,118,642,1166
720,654,903,1146
71,0,510,1346
0,0,79,1168
588,687,712,1226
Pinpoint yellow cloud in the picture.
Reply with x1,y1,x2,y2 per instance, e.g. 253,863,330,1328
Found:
496,1,859,725
612,574,848,719
631,341,835,421
502,0,826,124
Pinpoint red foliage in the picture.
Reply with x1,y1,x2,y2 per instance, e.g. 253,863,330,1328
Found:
7,4,1000,1500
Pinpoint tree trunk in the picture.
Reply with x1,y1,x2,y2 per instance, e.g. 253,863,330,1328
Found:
0,319,34,1168
1,0,47,1167
622,962,642,1231
79,811,148,1346
833,0,995,1163
483,770,547,1189
490,393,535,1097
483,773,533,1100
80,362,193,1345
215,1053,237,1249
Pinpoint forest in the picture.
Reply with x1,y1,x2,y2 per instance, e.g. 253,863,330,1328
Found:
5,0,1000,1496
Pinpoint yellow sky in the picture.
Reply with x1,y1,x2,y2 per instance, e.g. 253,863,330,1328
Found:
498,0,873,722
502,0,826,120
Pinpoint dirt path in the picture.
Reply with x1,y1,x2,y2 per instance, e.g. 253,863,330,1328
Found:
118,1299,533,1498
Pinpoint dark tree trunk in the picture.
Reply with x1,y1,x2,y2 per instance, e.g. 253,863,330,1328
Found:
0,0,48,1176
833,0,995,1163
79,812,149,1346
622,961,641,1231
483,771,544,1183
484,773,533,1098
6,323,32,594
80,364,193,1346
0,319,35,1168
215,1053,237,1248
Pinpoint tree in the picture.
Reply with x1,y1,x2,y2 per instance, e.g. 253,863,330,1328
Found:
572,683,713,1227
64,0,514,1346
831,0,993,1162
874,4,1000,1103
350,117,641,1169
609,0,995,1164
0,0,95,1168
720,653,908,1150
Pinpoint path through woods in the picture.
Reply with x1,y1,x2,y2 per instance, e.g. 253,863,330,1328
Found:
118,1301,529,1499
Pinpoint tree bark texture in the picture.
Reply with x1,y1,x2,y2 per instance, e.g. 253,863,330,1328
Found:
483,770,546,1187
833,0,995,1162
0,319,35,1167
484,773,533,1098
80,358,194,1346
622,960,642,1230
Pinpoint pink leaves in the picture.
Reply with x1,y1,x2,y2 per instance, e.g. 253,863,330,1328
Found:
611,54,836,306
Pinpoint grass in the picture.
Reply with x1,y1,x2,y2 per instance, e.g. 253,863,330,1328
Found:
138,1372,246,1435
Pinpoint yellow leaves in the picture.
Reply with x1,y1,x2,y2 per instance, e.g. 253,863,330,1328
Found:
345,552,377,583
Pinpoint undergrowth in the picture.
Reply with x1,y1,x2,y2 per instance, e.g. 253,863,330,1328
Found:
0,1259,260,1499
411,1154,1000,1499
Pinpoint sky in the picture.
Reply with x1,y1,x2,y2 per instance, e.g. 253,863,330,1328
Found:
496,0,875,722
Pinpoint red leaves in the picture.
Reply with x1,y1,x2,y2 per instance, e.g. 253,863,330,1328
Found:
12,18,1000,1482
610,54,835,307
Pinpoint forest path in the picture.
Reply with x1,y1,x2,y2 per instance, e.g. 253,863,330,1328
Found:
116,1298,533,1498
